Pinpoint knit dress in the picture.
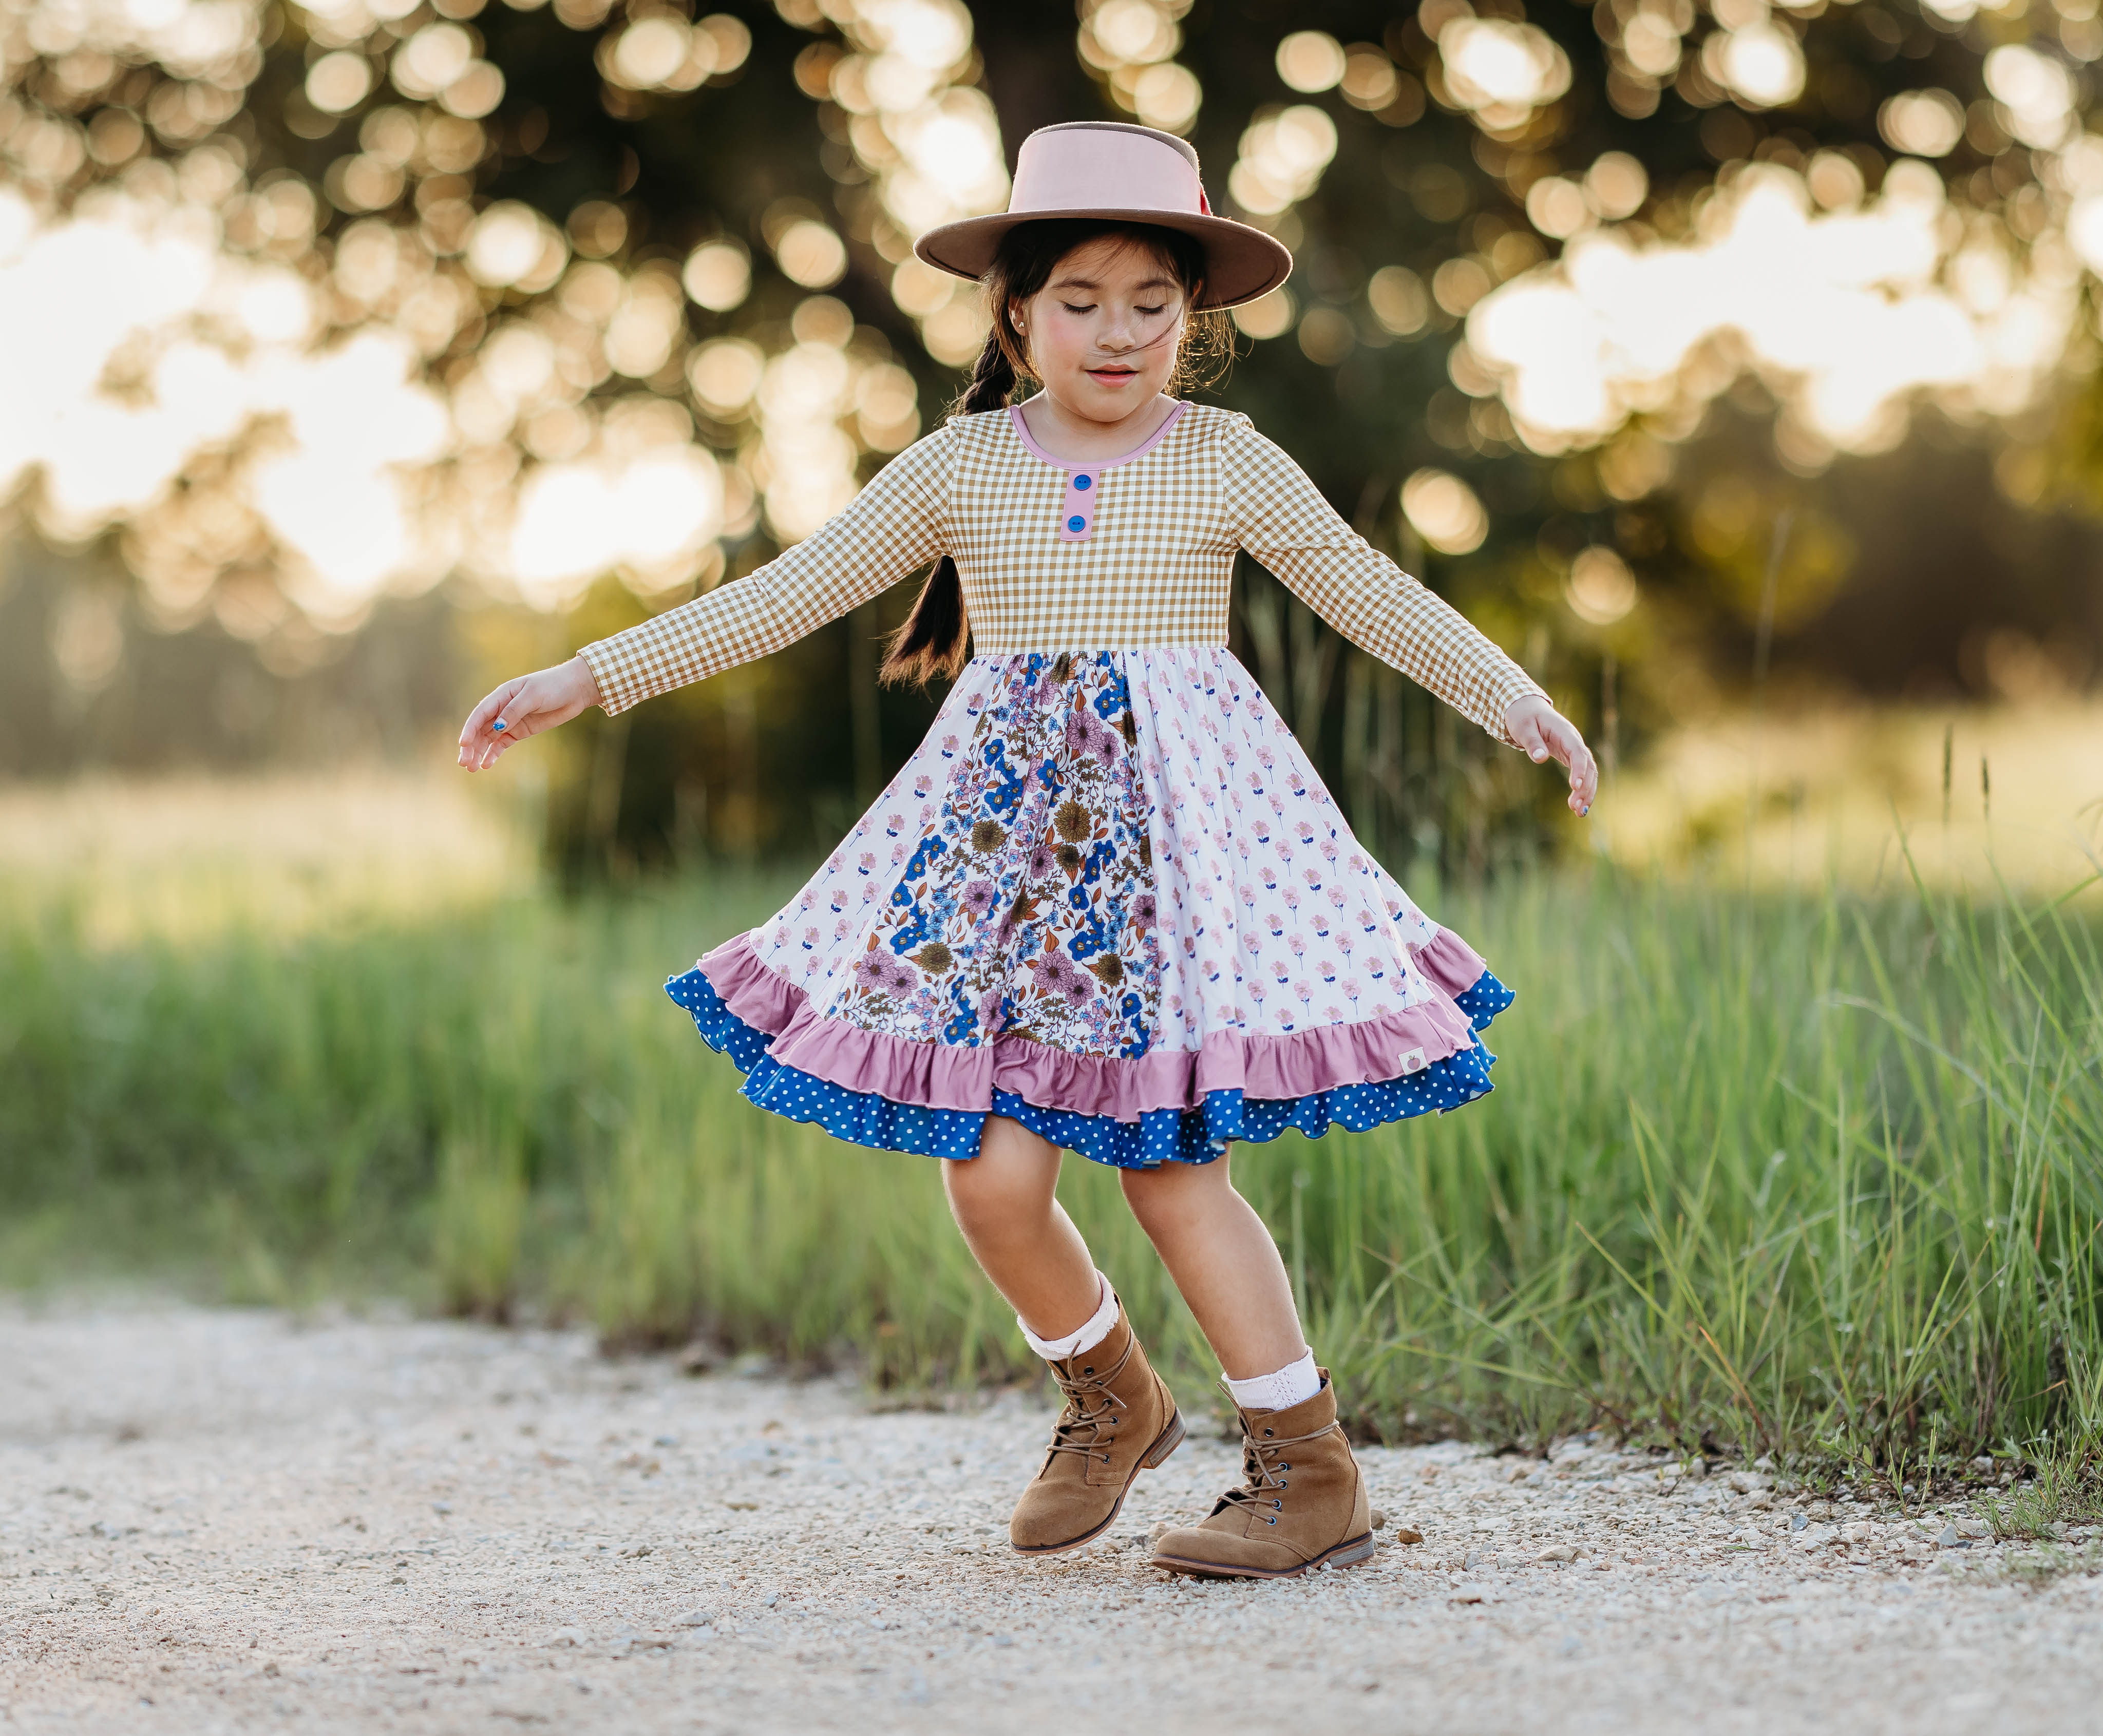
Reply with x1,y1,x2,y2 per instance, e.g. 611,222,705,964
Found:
578,397,1547,1168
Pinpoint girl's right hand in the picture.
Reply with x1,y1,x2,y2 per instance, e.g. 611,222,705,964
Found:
458,655,603,771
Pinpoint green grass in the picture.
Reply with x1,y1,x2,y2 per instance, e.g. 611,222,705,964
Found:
3,848,2099,1479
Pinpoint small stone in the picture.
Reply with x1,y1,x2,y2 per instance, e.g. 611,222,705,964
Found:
1533,1544,1579,1563
430,1502,452,1515
676,1344,720,1376
1790,1511,1809,1532
1727,1472,1774,1495
1450,1582,1491,1604
1369,1509,1386,1530
1392,1527,1423,1546
1937,1523,1962,1548
673,1610,711,1627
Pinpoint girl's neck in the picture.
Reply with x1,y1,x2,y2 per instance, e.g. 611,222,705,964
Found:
1012,391,1181,466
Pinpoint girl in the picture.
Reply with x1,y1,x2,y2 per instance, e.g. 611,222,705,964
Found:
460,121,1596,1580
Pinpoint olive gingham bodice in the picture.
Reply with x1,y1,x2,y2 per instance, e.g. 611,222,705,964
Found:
577,399,1546,747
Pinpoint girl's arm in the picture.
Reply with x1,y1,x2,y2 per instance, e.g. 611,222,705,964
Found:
459,424,956,769
580,422,956,713
1222,415,1596,814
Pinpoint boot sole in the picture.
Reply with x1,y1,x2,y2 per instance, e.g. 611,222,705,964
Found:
1150,1529,1379,1580
1010,1409,1187,1556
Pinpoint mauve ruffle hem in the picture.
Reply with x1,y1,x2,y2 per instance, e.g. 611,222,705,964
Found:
665,927,1512,1169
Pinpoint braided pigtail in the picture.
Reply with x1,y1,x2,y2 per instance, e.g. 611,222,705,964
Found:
879,325,1018,688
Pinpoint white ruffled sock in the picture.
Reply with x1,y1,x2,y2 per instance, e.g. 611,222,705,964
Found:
1224,1349,1322,1413
1018,1271,1118,1361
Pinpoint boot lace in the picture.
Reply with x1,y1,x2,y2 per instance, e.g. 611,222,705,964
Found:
1043,1332,1137,1466
1213,1415,1336,1524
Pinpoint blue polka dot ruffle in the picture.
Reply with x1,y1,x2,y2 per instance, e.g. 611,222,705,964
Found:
665,965,1511,1169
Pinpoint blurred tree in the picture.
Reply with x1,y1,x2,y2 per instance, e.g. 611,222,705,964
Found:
4,0,2101,875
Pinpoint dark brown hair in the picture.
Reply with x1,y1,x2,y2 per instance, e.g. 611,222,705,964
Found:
879,219,1234,688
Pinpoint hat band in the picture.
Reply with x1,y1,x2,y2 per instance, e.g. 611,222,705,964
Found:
1008,127,1204,219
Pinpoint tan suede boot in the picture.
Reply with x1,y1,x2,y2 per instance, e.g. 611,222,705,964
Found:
1148,1368,1375,1578
1009,1301,1184,1554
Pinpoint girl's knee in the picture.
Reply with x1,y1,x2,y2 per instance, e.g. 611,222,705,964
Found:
943,1127,1059,1234
943,1154,1018,1224
1120,1153,1232,1232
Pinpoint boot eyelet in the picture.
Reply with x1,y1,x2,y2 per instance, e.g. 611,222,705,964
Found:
1272,1499,1282,1510
1262,1428,1273,1437
1266,1516,1277,1525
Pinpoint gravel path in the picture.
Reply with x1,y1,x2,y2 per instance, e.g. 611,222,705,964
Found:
5,1302,2100,1735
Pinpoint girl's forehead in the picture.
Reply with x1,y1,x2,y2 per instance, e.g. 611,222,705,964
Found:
1044,236,1181,291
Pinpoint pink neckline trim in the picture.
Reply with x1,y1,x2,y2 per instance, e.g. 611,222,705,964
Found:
1006,398,1190,471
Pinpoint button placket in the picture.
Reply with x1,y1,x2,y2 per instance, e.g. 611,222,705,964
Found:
1057,469,1096,541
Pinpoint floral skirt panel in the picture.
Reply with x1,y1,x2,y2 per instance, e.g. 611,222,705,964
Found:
667,647,1513,1167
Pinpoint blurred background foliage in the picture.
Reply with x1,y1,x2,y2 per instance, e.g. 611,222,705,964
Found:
6,0,2102,1468
4,0,2103,878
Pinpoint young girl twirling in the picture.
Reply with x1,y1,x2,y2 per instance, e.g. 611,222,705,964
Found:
460,121,1596,1579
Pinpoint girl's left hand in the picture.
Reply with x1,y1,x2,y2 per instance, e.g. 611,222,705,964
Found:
1504,694,1598,816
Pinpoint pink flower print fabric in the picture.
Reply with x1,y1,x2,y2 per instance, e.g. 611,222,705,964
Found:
1123,646,1447,1048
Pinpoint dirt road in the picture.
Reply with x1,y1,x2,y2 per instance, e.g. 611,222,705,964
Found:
4,1302,2098,1734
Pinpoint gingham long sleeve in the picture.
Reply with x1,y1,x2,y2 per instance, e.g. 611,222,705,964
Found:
577,424,957,715
1220,414,1545,748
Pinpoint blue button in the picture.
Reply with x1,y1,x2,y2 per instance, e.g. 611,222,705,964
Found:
1074,474,1092,490
1067,514,1087,532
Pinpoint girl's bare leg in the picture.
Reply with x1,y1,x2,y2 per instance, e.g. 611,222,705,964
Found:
1120,1151,1304,1379
941,1115,1102,1340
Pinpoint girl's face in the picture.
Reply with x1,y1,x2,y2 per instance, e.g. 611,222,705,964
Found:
1011,236,1194,423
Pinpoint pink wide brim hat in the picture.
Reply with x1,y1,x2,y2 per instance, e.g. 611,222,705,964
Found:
913,121,1293,312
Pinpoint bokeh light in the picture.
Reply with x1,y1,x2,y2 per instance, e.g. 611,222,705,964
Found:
1077,0,1201,135
1227,104,1337,218
1473,156,2082,464
1435,16,1572,133
1565,546,1639,625
1878,89,1966,160
0,0,973,640
1400,467,1489,555
1275,30,1345,94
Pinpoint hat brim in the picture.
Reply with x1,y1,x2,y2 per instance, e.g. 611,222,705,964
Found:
913,209,1293,312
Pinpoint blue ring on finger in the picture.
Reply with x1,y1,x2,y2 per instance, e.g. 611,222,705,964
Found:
493,720,507,731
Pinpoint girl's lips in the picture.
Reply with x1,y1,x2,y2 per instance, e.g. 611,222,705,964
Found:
1087,367,1138,382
